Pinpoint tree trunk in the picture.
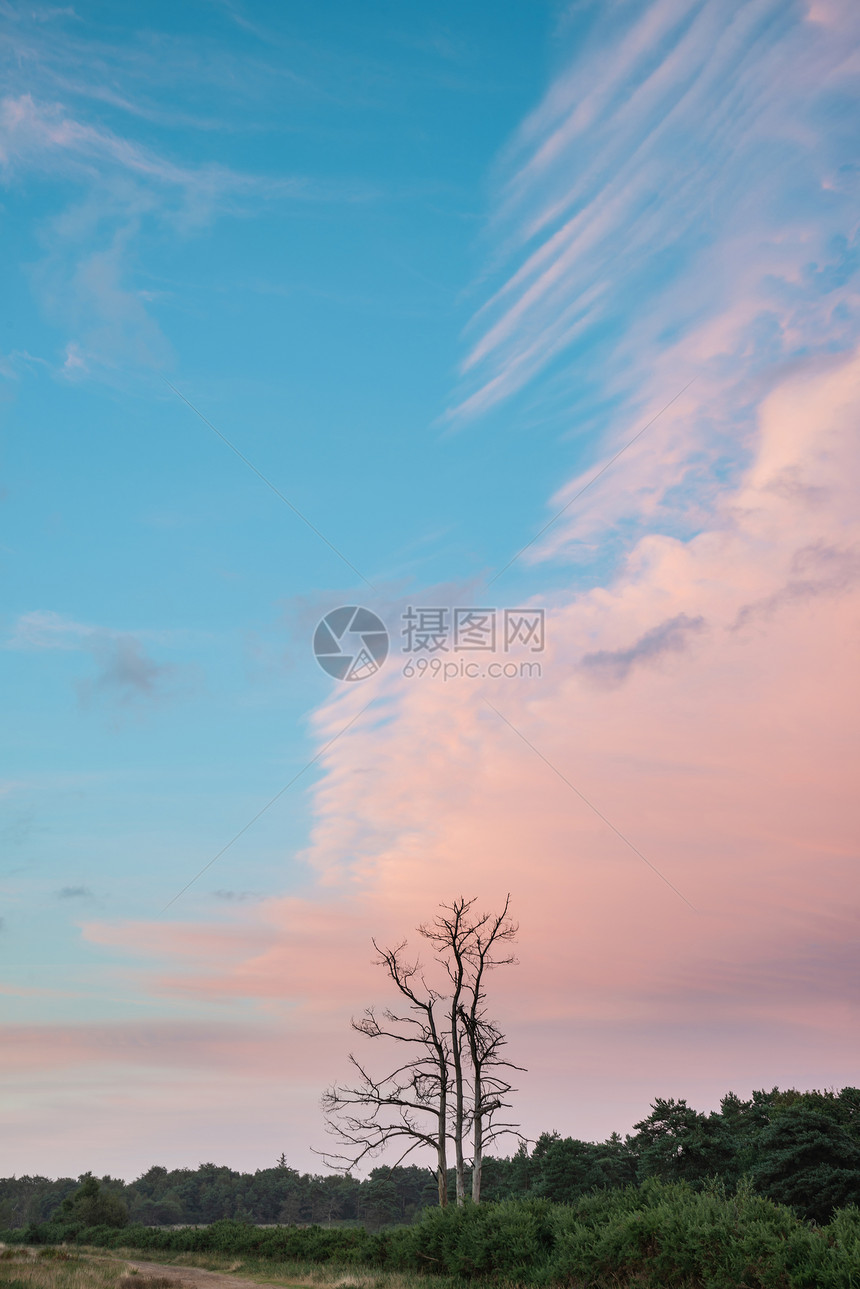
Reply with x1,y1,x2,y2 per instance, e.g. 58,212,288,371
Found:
437,1085,449,1206
472,1076,483,1203
436,1149,448,1206
447,909,467,1206
451,1021,466,1204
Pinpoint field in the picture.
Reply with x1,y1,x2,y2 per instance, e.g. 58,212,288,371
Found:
0,1247,457,1289
7,1184,860,1288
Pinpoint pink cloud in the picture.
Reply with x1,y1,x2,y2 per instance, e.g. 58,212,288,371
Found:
43,345,859,1172
450,0,860,428
4,2,858,1177
0,1020,351,1179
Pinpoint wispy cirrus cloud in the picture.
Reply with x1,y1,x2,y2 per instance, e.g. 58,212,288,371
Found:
6,610,94,650
0,92,334,215
458,0,860,415
449,0,860,572
0,88,345,381
0,0,379,386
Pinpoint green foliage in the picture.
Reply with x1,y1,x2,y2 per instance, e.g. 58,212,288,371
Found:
57,1174,129,1229
527,1131,638,1203
398,1198,557,1278
631,1098,740,1186
0,1158,433,1230
7,1185,860,1287
0,1175,79,1227
3,1083,860,1241
749,1107,860,1223
0,1217,377,1263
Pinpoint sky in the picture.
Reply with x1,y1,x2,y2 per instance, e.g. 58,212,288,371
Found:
1,0,859,1183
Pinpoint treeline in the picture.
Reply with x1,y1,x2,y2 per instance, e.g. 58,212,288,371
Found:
7,1184,860,1287
0,1162,436,1232
3,1085,860,1231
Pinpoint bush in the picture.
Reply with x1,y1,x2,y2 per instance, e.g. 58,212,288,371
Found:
750,1110,860,1223
395,1199,556,1278
56,1176,128,1230
9,1186,860,1286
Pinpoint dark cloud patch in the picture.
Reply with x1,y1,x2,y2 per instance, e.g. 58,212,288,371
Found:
212,889,260,902
8,612,188,709
78,632,177,705
763,467,831,507
581,613,706,686
57,885,93,899
732,543,860,629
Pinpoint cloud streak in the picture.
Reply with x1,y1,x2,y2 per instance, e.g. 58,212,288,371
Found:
7,610,181,705
0,53,375,383
0,93,325,214
449,0,860,577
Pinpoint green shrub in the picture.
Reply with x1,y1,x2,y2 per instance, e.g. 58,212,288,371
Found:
57,1176,128,1230
12,1186,860,1286
394,1199,556,1278
750,1110,860,1224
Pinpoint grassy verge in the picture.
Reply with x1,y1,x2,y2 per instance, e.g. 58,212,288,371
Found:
84,1248,464,1289
0,1247,183,1289
7,1183,860,1288
83,1252,244,1275
0,1247,465,1289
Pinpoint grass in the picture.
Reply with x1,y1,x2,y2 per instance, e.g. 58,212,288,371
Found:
10,1186,860,1289
88,1249,463,1289
95,1249,459,1289
0,1248,462,1289
0,1248,184,1289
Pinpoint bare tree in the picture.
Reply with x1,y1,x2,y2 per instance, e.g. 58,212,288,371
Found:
321,896,524,1206
456,898,525,1202
421,895,524,1203
420,898,470,1204
321,938,452,1206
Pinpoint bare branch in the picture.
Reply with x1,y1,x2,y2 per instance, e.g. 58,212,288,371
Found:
321,895,522,1206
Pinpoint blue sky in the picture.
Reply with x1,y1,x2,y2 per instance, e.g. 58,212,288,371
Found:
3,0,860,1180
1,0,558,970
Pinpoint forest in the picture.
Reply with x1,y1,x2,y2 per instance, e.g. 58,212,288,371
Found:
3,1084,859,1231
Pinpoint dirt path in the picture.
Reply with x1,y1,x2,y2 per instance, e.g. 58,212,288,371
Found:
115,1257,308,1289
1,1248,326,1289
